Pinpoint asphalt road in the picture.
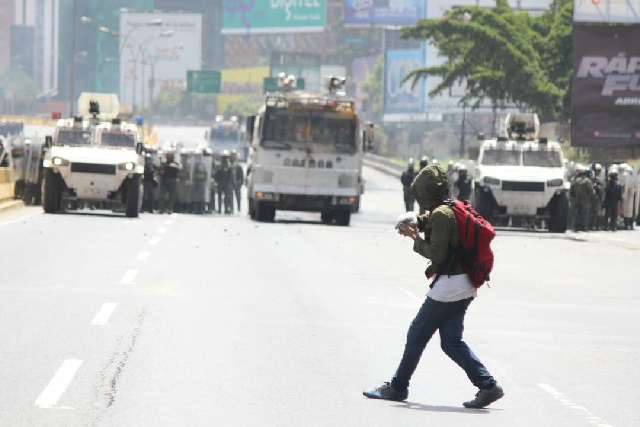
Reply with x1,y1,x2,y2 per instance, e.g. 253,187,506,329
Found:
2,127,639,426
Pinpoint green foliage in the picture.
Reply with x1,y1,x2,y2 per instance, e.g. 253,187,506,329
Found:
401,2,571,122
0,69,40,114
224,95,261,116
360,56,384,122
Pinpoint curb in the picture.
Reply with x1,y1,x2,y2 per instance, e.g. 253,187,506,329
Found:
0,199,24,213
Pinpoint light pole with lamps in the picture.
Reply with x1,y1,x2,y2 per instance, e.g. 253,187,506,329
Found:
129,30,174,114
80,15,163,107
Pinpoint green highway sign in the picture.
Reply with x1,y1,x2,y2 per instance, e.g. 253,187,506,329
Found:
187,70,221,93
263,77,305,93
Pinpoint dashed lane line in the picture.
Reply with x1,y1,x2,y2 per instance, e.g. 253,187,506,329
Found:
149,236,161,245
157,227,167,234
136,250,151,261
35,359,83,409
538,383,613,427
119,269,138,285
164,220,173,225
90,303,118,326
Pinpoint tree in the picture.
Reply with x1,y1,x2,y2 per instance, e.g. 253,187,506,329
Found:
0,69,40,114
401,0,563,122
360,56,384,123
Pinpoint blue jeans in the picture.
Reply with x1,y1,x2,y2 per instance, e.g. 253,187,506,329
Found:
391,297,496,391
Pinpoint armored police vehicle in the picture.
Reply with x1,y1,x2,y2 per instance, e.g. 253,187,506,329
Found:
245,74,373,225
42,101,144,217
474,113,569,232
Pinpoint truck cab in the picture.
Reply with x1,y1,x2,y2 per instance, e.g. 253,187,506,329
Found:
41,97,144,217
245,74,370,225
475,113,569,232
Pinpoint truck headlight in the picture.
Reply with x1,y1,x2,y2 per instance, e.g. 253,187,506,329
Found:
52,157,70,166
256,191,275,200
546,178,564,187
118,162,136,171
483,176,500,186
338,197,356,205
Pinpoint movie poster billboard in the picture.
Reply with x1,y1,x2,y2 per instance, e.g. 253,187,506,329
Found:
222,0,326,35
344,0,425,26
571,24,640,148
352,55,379,113
383,48,425,122
574,0,640,24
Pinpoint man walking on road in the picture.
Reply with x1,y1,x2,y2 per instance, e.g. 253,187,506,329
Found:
401,159,416,212
363,164,504,409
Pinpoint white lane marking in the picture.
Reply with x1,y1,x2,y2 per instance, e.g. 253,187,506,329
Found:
164,220,173,225
157,227,167,234
119,269,138,285
397,287,421,301
90,303,117,326
0,212,42,228
170,213,178,218
136,250,151,261
537,383,613,427
35,359,83,408
149,236,161,245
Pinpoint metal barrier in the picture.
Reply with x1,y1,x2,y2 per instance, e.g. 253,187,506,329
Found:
363,153,403,178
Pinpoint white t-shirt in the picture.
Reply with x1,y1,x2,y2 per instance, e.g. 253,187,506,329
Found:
427,273,477,302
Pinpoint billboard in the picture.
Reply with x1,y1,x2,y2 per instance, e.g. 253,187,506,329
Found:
218,66,270,114
574,0,640,23
383,49,425,122
352,55,378,113
572,24,640,148
344,0,425,26
222,0,327,35
119,12,202,109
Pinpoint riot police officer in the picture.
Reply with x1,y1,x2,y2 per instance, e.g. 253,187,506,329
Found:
419,156,429,170
454,164,473,201
604,167,622,231
142,154,158,213
400,158,416,212
570,167,594,232
159,152,180,214
230,150,244,212
215,150,234,214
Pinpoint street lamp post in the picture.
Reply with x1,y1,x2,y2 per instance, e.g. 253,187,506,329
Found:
68,0,77,117
130,31,173,114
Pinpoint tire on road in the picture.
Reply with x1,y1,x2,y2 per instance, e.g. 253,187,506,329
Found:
548,192,569,233
256,202,275,222
125,175,141,218
42,169,60,214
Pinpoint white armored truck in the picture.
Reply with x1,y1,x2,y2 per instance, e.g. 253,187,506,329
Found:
245,74,373,225
42,98,144,217
474,113,569,232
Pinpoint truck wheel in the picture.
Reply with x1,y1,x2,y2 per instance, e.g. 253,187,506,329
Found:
548,193,569,233
42,169,60,214
320,211,333,224
14,180,24,199
336,210,351,226
256,202,275,222
125,175,141,218
248,198,256,219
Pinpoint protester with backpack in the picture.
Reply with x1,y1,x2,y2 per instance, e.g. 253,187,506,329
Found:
363,164,504,409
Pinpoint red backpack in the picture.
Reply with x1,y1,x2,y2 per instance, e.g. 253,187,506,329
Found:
445,199,496,288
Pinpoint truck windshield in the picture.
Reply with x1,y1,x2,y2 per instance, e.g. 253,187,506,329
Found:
210,127,239,142
523,150,563,167
100,132,135,148
481,149,520,166
55,130,91,146
262,112,356,153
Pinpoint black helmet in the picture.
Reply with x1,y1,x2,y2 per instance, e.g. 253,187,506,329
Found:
419,156,429,168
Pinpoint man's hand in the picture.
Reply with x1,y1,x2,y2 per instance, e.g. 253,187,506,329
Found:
397,223,419,240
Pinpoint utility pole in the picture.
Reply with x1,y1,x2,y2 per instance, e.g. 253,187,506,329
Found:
68,0,77,117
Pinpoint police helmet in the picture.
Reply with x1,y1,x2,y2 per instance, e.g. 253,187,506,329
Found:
419,156,429,168
594,163,602,172
407,157,414,167
458,163,468,172
221,149,231,158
